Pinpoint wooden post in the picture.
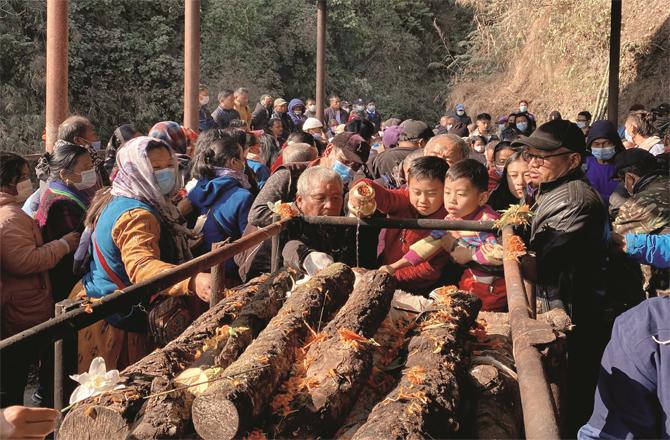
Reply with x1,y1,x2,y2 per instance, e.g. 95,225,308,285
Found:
53,299,78,437
607,0,622,124
45,0,69,152
316,0,327,122
210,241,226,308
184,0,201,131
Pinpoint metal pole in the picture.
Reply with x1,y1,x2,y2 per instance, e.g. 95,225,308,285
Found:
502,227,560,439
45,0,69,152
315,0,327,122
271,214,281,273
607,0,621,124
53,299,78,437
0,217,295,356
210,241,227,308
184,0,201,131
301,215,496,232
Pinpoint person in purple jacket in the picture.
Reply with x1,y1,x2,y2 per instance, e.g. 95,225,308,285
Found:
579,296,670,439
584,120,625,208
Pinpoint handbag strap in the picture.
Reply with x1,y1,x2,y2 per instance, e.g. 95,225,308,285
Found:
92,229,127,290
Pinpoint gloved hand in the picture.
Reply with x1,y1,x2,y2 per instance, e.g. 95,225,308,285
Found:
302,251,334,276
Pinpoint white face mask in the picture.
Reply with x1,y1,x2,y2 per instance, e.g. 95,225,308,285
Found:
519,105,528,113
200,96,210,106
307,104,316,113
474,143,485,153
73,168,97,190
15,179,33,203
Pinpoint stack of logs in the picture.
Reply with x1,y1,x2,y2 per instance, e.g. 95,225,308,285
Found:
59,264,488,440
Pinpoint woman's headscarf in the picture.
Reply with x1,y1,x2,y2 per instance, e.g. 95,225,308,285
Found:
149,121,189,154
111,136,193,263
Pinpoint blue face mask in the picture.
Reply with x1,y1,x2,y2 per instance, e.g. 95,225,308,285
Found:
624,129,634,143
516,122,528,132
591,147,616,161
155,168,176,195
331,160,354,185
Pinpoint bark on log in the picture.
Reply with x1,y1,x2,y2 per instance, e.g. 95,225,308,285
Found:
58,272,291,440
351,290,481,440
130,270,294,439
270,271,396,437
191,263,355,440
467,311,522,439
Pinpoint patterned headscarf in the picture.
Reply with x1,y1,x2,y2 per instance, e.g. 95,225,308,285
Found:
149,121,189,154
112,136,193,263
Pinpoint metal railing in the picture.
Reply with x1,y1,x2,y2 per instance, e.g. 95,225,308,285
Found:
0,216,561,438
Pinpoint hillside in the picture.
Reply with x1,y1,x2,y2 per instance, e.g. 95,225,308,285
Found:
445,0,669,123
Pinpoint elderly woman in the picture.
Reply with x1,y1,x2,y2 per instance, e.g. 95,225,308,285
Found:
76,136,211,371
0,152,80,405
36,141,97,300
624,110,665,155
488,151,531,211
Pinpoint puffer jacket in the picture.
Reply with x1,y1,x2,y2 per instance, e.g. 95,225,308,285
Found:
530,169,608,319
0,192,69,338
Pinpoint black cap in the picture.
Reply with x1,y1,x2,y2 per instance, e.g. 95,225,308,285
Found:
614,148,657,173
353,98,365,106
512,119,586,154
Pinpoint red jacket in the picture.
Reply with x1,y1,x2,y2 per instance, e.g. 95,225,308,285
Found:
362,179,450,293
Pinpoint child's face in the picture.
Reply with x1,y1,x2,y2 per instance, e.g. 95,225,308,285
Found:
443,177,488,218
408,176,444,216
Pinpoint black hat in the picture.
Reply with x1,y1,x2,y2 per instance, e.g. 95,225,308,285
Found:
332,132,371,164
614,148,657,174
353,98,365,106
512,119,586,154
399,119,432,141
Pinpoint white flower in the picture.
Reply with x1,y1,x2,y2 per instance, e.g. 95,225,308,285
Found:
69,357,126,405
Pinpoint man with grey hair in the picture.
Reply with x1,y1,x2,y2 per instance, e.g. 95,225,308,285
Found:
251,93,274,130
282,143,318,164
424,134,469,167
282,167,351,275
234,87,251,128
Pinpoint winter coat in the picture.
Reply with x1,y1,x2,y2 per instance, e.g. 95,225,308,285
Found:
0,192,68,339
584,155,618,208
288,99,307,132
271,110,294,142
211,106,241,129
247,159,270,188
188,176,253,271
626,233,670,269
530,169,608,316
365,110,382,132
613,173,670,296
578,297,670,440
324,107,349,125
199,105,215,132
251,102,272,131
36,180,90,301
360,179,450,293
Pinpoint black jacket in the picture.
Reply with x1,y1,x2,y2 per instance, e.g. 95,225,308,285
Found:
530,169,608,320
251,102,271,131
211,106,240,129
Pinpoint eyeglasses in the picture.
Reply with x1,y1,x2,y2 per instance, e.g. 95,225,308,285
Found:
521,150,573,165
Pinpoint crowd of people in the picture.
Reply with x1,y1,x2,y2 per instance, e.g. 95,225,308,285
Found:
0,88,668,438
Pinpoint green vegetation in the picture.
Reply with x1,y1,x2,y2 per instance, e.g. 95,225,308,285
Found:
1,0,475,154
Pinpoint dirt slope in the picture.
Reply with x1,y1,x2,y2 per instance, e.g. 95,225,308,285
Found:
446,0,669,123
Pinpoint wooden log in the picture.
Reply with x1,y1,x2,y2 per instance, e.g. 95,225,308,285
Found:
130,271,294,439
350,289,481,440
467,311,522,439
191,263,355,440
58,272,290,440
270,271,396,437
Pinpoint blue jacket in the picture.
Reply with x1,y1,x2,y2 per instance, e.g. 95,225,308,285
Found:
626,233,670,268
579,297,670,439
247,160,270,188
188,176,253,269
